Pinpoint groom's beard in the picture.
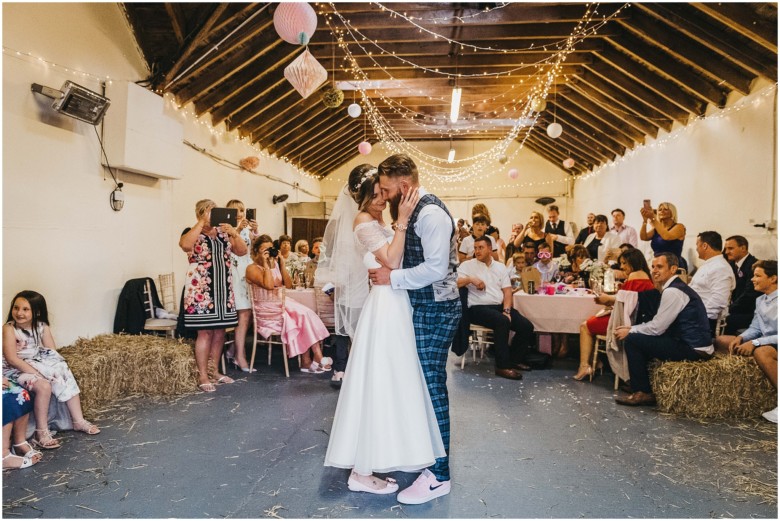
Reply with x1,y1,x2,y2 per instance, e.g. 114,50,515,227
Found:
389,193,402,222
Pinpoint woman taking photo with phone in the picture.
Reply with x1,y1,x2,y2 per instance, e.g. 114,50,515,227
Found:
640,201,688,270
180,199,247,392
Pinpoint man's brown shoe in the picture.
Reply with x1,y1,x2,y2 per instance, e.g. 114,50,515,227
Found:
615,391,656,406
495,368,523,380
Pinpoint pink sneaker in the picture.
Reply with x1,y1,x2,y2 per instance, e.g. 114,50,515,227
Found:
397,469,451,505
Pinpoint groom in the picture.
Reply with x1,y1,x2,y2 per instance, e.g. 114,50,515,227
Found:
369,154,462,504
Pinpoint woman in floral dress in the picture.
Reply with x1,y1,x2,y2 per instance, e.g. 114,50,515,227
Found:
179,199,247,392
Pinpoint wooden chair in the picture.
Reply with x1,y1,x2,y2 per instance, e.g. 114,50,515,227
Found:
314,286,335,333
593,335,620,390
462,324,493,369
248,283,291,377
143,279,177,337
157,272,177,313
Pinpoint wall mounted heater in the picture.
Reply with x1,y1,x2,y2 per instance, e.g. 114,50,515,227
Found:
31,80,110,125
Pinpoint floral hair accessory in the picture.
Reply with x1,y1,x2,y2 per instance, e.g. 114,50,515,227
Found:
352,168,378,191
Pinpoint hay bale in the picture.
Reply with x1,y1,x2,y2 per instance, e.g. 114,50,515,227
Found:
59,334,197,417
650,355,777,419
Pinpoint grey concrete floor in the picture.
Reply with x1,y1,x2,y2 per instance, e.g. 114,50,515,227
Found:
2,348,777,519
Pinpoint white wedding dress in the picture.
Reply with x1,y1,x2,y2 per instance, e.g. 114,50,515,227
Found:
324,220,445,475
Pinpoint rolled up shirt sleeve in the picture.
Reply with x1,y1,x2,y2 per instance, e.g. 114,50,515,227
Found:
390,205,453,290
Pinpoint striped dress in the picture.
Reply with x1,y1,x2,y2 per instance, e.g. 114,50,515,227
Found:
181,228,237,330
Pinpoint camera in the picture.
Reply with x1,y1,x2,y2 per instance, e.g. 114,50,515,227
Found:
267,247,279,258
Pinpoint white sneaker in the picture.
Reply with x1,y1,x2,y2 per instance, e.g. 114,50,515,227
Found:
397,469,451,505
762,407,778,423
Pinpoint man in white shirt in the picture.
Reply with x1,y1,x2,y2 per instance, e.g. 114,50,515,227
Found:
614,252,713,406
458,237,535,380
458,214,498,262
544,204,574,257
610,208,638,247
689,231,736,334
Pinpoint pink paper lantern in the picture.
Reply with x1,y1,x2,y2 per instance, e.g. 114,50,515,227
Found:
358,141,372,155
273,3,318,45
284,48,327,99
563,158,575,169
508,168,519,179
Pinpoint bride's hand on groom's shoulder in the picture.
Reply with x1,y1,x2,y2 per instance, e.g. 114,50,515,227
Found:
368,266,391,286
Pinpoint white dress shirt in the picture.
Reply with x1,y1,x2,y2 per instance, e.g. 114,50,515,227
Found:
583,231,622,262
459,234,497,258
546,219,574,245
630,276,714,353
611,224,638,247
689,255,736,320
457,258,510,307
390,188,455,290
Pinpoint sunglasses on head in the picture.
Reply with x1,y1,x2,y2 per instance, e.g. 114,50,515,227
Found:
537,251,552,259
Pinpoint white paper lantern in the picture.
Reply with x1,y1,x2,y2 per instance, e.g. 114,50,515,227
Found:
347,103,362,118
508,168,519,179
358,141,372,155
284,48,327,99
547,122,563,139
563,158,575,169
273,3,318,45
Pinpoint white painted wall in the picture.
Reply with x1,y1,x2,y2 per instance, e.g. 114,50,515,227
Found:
3,3,321,345
323,140,573,240
571,80,778,268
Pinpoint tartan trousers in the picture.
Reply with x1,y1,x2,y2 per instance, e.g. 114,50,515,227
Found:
411,298,462,482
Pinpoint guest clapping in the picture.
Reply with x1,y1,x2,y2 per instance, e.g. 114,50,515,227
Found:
640,201,688,269
2,291,100,447
179,199,246,392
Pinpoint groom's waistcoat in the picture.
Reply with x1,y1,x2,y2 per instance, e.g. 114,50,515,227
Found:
403,193,459,306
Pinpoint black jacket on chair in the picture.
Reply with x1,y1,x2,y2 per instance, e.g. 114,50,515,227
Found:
113,277,163,335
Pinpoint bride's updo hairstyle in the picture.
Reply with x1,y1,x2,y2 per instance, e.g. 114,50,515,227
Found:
348,163,379,212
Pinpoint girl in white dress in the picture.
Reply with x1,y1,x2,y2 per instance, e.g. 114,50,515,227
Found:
323,165,445,494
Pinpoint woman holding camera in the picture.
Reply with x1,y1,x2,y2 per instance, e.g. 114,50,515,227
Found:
640,201,687,269
246,235,331,373
180,199,247,392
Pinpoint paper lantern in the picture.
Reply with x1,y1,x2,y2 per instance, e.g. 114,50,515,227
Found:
273,2,317,45
498,154,508,164
358,141,372,155
284,49,327,99
239,156,260,171
321,87,344,108
508,168,519,179
347,103,362,118
563,158,575,169
531,98,547,112
547,122,563,139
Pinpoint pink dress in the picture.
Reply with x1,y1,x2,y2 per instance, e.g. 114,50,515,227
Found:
254,265,329,357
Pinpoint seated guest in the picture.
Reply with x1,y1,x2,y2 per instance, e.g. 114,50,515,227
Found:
723,235,760,334
459,214,498,262
310,237,323,260
508,253,527,292
522,241,538,268
457,237,535,380
583,214,621,263
246,235,332,373
278,234,298,265
573,249,654,381
561,245,591,286
640,201,688,270
504,223,525,263
714,260,777,423
545,205,574,257
575,213,596,245
533,243,559,283
3,376,41,469
688,231,735,334
611,208,638,247
295,239,310,259
613,253,713,406
2,291,100,445
457,218,470,245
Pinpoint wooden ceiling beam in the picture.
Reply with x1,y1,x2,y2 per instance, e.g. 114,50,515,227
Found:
240,91,315,140
324,52,593,70
635,3,777,81
564,83,657,139
603,28,727,107
524,138,588,174
530,121,614,165
307,39,604,56
264,104,339,151
164,4,185,46
586,58,690,124
691,2,777,54
526,128,606,167
307,134,369,173
297,128,364,168
554,92,645,145
547,99,635,151
617,12,753,95
538,108,626,157
223,81,297,130
330,65,584,83
271,112,358,158
594,46,704,115
162,3,231,89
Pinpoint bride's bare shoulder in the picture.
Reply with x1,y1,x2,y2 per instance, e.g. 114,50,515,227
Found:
353,211,375,229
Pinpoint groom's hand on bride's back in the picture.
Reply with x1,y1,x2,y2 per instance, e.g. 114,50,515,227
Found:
368,266,392,286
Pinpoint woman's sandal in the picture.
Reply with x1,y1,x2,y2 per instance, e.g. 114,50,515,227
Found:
12,442,42,460
31,429,61,450
347,473,399,495
318,357,333,372
2,452,38,470
573,365,593,381
216,375,235,385
300,364,324,374
73,419,101,435
198,382,217,393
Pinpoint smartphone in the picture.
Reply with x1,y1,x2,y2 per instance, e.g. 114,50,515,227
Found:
246,208,256,220
643,199,652,211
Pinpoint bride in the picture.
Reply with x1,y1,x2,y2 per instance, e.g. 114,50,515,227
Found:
323,164,445,494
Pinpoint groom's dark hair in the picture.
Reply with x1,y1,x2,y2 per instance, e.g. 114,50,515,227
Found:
378,154,418,184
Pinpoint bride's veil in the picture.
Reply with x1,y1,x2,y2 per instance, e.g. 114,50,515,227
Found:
315,183,368,337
